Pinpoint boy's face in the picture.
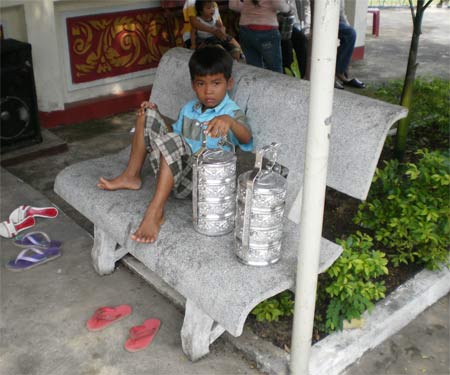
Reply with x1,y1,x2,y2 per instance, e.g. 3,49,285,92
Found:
192,73,233,110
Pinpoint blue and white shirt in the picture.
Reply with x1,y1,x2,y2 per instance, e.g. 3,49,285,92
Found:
172,93,253,153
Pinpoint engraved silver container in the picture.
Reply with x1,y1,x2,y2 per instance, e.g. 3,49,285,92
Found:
193,133,237,236
234,144,288,266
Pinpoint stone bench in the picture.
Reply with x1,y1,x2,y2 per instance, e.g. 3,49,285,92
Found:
54,48,407,361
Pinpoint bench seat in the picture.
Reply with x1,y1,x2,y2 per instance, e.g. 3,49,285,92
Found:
55,148,341,337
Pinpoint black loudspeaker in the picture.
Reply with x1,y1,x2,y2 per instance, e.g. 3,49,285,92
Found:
1,39,42,153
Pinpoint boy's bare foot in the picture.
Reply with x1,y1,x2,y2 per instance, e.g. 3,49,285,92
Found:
97,174,142,191
131,206,164,243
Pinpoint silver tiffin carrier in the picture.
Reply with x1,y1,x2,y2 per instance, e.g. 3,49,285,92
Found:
192,127,237,236
235,143,288,266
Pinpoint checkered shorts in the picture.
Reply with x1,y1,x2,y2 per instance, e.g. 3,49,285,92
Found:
144,109,194,199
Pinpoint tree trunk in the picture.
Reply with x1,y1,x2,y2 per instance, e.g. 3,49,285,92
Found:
394,0,428,160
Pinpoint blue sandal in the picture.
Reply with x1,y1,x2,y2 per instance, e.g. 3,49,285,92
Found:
13,231,62,250
6,246,61,272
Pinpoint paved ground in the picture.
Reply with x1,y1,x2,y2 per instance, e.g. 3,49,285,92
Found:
0,167,261,375
353,6,450,82
1,7,449,375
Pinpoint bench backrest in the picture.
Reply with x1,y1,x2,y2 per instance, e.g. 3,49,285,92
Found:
151,48,407,209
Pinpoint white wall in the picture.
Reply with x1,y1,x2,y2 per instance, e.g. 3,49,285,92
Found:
24,0,65,111
0,3,27,41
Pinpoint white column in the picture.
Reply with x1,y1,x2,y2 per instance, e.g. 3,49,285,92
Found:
290,1,340,374
24,0,64,112
345,0,369,48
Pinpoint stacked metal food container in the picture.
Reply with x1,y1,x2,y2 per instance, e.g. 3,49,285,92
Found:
192,133,237,236
192,135,288,266
234,144,288,266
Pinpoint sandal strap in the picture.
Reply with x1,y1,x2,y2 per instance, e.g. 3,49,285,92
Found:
129,325,157,340
94,307,122,321
17,231,51,246
1,221,17,238
14,247,45,264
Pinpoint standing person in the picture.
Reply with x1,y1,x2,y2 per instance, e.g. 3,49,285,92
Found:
97,46,253,243
191,0,244,61
229,0,294,73
295,0,365,88
335,0,365,89
280,0,310,78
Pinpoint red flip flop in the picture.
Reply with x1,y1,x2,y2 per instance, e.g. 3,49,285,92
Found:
86,305,132,332
124,318,161,352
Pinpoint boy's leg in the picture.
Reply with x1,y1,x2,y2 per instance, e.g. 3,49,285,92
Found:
132,132,192,243
97,109,148,190
131,156,173,243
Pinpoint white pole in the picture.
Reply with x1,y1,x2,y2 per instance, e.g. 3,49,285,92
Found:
290,1,340,374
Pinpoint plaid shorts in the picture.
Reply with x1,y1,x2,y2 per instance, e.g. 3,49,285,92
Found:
144,109,194,199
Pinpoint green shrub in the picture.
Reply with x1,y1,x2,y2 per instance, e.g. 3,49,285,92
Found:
373,78,449,132
251,291,294,322
323,232,388,332
355,149,450,270
371,78,450,151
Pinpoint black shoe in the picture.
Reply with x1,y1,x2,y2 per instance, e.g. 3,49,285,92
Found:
343,78,366,89
334,80,344,90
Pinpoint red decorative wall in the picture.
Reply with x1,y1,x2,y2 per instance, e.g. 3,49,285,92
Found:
66,7,184,84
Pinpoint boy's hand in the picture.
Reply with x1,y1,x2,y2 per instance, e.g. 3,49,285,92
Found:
205,115,232,138
137,101,158,117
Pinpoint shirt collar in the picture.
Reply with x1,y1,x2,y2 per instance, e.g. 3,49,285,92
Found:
193,93,230,114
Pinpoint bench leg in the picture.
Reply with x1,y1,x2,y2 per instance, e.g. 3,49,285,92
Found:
91,226,122,275
181,299,226,361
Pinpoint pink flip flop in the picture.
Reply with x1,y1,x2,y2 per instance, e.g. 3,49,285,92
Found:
86,305,132,332
9,205,59,225
124,318,161,352
0,216,36,238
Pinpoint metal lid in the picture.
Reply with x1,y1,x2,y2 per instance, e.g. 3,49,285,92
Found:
239,170,287,194
201,149,235,165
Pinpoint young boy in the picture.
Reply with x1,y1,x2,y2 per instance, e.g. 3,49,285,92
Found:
97,46,253,244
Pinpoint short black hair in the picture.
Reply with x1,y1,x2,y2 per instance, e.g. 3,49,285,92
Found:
195,0,213,15
188,46,233,81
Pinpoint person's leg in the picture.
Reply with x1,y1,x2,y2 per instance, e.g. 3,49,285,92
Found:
239,27,263,68
281,38,294,71
97,107,148,191
131,156,173,243
131,132,191,243
291,27,308,78
336,22,356,77
260,29,283,73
